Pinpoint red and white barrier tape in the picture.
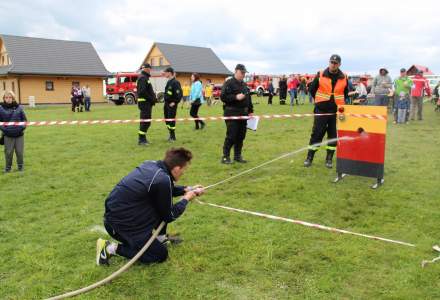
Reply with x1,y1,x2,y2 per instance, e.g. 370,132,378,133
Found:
197,200,415,248
346,113,387,120
0,113,386,126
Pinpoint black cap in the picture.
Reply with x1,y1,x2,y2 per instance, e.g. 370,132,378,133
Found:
141,63,151,69
379,68,389,74
164,67,174,73
329,54,341,64
235,64,247,73
400,68,406,72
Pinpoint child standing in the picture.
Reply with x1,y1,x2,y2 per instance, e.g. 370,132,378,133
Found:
397,92,409,124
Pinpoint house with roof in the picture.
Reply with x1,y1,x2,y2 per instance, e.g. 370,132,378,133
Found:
407,65,434,76
0,34,110,104
142,42,232,87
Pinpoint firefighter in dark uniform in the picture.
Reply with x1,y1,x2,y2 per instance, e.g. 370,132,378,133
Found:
220,64,254,164
137,63,157,145
163,67,183,142
304,54,349,168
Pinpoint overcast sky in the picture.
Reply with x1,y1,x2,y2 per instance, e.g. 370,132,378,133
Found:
1,0,439,76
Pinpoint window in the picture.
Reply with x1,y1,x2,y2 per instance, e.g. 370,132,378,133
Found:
46,81,54,91
11,81,15,92
159,57,164,66
130,76,137,83
118,77,127,83
107,77,116,85
150,58,155,66
1,56,4,65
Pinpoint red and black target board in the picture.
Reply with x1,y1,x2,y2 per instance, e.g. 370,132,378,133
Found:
335,105,387,189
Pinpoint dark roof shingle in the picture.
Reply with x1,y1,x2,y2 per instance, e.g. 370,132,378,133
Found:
153,42,232,75
0,34,110,77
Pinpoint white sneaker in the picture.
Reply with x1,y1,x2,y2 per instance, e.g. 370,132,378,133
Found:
433,245,440,252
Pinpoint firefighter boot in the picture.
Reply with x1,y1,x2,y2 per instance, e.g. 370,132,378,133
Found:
234,143,247,163
138,134,148,146
303,150,316,167
168,130,176,142
325,150,335,169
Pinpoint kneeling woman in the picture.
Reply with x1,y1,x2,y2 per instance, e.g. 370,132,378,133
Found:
0,91,27,173
189,73,206,130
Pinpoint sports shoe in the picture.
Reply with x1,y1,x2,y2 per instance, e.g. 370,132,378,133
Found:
161,234,183,246
96,238,111,266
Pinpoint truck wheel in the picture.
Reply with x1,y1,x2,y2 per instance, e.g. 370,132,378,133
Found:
257,88,264,97
125,94,136,105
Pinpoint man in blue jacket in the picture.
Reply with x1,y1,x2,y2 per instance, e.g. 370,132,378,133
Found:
97,147,204,265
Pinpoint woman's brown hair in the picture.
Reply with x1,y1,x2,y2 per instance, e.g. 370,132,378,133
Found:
192,73,201,82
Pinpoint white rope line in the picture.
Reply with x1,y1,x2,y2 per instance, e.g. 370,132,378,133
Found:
196,201,415,248
421,256,440,268
204,136,353,190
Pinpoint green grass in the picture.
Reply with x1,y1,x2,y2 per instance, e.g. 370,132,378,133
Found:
1,98,440,299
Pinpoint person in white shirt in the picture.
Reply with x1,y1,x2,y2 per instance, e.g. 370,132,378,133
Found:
352,82,368,105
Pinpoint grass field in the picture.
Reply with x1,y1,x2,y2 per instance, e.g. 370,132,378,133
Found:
1,98,440,299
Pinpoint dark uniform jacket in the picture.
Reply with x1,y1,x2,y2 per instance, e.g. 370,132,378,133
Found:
220,77,254,116
309,68,349,113
278,79,288,98
164,78,183,104
0,102,27,137
137,71,157,104
104,160,188,235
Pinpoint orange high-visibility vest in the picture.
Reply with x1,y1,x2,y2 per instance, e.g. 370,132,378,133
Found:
315,70,347,105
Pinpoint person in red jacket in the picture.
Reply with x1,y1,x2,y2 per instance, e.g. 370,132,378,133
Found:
410,70,431,121
288,75,300,106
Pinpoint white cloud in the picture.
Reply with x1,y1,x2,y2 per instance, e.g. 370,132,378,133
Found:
1,0,439,76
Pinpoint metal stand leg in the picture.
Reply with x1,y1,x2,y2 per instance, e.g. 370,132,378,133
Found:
333,173,347,183
371,178,384,189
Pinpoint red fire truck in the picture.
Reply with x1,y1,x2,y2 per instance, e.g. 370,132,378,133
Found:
244,74,280,96
105,72,167,105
